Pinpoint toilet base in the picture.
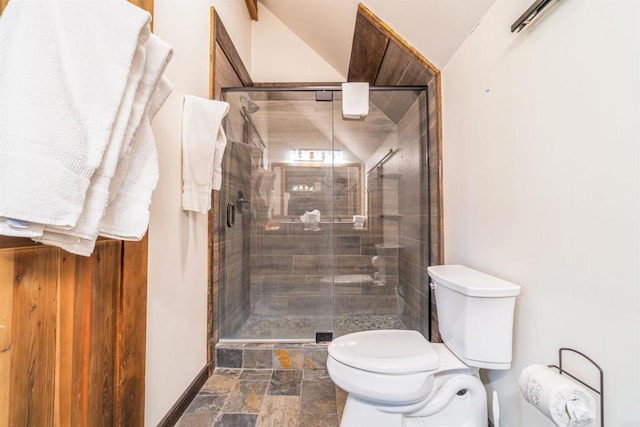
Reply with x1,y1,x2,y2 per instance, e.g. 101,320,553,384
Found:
340,394,403,427
339,374,488,427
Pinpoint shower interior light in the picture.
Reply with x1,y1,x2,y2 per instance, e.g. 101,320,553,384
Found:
289,149,343,163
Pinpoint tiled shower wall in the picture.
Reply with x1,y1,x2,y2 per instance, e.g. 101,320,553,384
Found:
375,95,432,339
249,222,398,318
211,90,436,348
218,142,253,338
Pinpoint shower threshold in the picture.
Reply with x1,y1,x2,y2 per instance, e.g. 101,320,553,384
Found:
223,314,408,341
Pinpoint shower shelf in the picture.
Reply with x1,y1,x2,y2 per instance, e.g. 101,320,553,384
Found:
380,214,404,220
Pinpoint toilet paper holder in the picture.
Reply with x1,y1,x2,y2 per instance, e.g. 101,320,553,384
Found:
547,348,604,426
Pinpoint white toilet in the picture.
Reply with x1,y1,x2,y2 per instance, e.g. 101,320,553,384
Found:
327,264,521,427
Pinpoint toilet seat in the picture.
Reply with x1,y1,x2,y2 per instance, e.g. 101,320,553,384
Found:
329,330,439,374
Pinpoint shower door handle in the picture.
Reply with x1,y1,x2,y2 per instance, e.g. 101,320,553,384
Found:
226,203,235,228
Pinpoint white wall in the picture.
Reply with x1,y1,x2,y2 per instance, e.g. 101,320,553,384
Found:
251,2,344,82
442,0,640,424
146,1,251,425
146,1,344,422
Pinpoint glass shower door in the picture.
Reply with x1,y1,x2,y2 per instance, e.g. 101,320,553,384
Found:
217,87,429,341
219,89,335,340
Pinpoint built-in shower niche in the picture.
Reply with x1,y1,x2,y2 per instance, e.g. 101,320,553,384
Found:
218,87,430,341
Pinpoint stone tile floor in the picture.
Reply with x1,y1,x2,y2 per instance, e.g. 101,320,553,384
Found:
175,368,347,427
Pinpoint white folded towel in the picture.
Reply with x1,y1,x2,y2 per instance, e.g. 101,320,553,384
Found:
108,35,173,202
0,0,151,228
181,96,230,213
0,218,43,238
342,82,369,119
35,27,172,255
519,364,596,427
100,76,173,241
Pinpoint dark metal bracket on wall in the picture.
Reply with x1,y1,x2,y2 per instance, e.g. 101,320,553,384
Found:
511,0,558,33
367,148,398,175
547,348,604,426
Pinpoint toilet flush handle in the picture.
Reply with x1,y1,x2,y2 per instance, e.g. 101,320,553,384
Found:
430,282,436,291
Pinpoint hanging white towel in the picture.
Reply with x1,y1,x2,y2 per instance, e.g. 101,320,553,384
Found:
100,76,173,241
181,96,230,213
342,82,369,119
0,0,151,229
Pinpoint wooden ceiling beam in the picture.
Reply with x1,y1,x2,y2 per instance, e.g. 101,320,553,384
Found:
244,0,258,21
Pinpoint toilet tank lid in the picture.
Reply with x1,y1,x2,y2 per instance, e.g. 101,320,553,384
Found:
427,265,521,297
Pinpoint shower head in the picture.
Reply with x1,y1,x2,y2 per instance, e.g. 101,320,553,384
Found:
240,96,260,114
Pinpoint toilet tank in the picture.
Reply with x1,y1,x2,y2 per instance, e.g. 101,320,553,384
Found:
427,265,520,370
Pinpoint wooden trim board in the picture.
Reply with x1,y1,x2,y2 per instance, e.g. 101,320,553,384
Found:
156,365,209,427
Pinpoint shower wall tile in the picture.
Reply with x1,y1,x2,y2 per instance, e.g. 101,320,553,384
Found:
333,282,363,295
251,275,331,296
252,256,293,275
250,219,398,319
360,235,382,255
361,283,397,296
334,295,397,316
217,142,252,341
430,287,441,343
256,235,303,255
251,295,288,316
397,278,428,336
293,255,372,275
335,236,361,255
288,296,332,316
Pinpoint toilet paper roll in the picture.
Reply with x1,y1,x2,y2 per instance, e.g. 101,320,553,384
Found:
519,364,596,427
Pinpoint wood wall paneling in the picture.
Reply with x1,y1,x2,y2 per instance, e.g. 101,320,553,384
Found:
374,40,413,85
88,242,120,426
116,237,148,427
214,10,252,87
348,2,444,341
0,252,14,427
55,251,78,427
214,44,244,101
0,241,139,427
10,248,59,426
347,13,389,83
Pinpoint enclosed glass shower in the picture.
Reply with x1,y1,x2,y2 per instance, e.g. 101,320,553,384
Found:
218,87,430,341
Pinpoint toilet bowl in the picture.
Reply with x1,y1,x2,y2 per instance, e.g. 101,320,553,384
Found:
327,265,521,427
